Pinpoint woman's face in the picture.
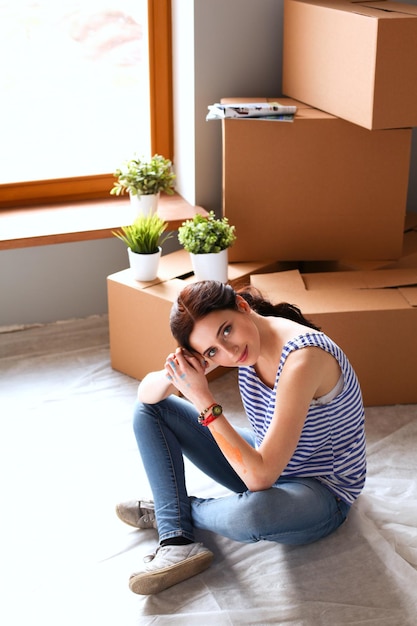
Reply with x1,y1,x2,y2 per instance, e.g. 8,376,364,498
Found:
189,299,260,368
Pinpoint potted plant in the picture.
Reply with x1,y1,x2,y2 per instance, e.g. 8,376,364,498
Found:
113,213,172,281
110,154,176,218
177,211,236,283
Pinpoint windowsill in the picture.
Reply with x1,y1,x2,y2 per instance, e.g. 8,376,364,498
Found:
0,194,207,250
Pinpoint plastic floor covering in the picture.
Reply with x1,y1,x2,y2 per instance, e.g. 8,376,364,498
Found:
0,315,416,626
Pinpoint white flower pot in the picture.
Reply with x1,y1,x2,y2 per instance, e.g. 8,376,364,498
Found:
128,247,161,281
129,192,160,218
190,248,229,283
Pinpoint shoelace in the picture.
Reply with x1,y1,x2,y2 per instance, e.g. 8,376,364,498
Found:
143,547,159,563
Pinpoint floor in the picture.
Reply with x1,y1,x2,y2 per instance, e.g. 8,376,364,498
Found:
1,316,416,625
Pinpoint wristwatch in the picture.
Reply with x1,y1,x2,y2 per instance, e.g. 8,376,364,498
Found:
198,403,223,426
211,404,223,417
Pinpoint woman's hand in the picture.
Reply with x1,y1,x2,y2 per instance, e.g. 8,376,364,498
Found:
137,347,217,406
164,347,213,409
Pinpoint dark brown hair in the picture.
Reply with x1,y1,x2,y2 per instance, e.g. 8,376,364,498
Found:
170,280,320,354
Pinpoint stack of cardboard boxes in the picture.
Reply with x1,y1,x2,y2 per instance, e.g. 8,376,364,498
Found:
222,0,417,405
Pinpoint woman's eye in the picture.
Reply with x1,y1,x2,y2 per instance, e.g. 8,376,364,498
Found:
223,325,232,337
208,347,217,358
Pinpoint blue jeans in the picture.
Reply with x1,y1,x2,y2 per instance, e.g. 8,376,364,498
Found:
133,396,351,545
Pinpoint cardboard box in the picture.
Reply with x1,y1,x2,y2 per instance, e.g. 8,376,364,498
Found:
222,97,411,262
302,212,417,272
283,0,417,130
251,268,417,406
388,228,417,270
107,250,286,381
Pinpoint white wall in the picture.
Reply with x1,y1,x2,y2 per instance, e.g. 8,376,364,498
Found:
1,0,416,327
0,240,127,329
172,0,283,214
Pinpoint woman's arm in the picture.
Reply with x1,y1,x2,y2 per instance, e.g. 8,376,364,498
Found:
165,345,335,492
163,346,304,490
208,347,338,491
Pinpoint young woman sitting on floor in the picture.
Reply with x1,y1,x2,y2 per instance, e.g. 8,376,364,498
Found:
116,280,366,595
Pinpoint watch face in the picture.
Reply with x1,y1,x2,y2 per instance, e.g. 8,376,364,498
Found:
212,404,223,417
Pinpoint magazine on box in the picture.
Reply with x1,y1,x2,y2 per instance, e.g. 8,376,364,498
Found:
206,102,297,121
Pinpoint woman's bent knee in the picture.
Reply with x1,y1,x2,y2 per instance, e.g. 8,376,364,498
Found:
133,400,156,434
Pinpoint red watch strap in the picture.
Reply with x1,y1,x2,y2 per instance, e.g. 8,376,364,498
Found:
198,403,217,424
200,412,220,427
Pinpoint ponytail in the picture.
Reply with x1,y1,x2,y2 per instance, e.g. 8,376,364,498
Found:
238,286,320,331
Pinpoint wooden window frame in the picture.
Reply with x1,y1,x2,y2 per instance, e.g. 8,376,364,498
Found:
0,0,173,210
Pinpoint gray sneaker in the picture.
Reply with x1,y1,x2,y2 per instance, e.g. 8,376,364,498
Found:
129,542,214,595
115,499,156,529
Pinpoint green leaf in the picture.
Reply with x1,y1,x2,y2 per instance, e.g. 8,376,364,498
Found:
110,154,176,197
112,213,172,254
177,211,236,254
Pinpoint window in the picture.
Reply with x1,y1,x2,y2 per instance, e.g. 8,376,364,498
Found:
0,0,172,208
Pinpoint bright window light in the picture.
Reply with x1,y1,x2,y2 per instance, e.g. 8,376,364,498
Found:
0,0,150,184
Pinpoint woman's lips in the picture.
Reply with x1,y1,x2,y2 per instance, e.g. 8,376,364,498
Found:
237,346,248,363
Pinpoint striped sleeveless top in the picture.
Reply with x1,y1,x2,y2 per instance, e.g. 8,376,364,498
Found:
238,331,366,504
